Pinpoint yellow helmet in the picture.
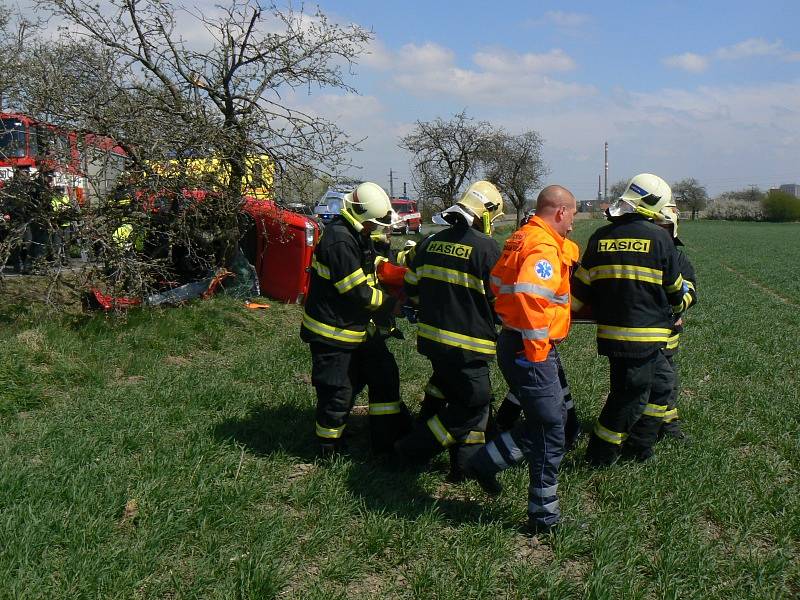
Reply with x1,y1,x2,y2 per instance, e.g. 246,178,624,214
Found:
659,202,680,238
437,180,504,234
341,182,393,232
611,173,672,221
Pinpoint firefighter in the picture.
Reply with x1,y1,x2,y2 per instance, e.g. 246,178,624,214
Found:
394,181,502,480
300,181,410,456
571,173,690,466
656,201,697,441
356,217,413,453
49,186,73,265
463,185,579,534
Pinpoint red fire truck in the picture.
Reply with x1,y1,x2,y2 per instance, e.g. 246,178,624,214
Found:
1,113,319,303
0,112,128,206
390,198,421,235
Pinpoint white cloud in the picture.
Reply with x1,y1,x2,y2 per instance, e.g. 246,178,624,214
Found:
715,37,784,60
664,37,800,73
472,49,575,73
663,52,710,73
363,42,591,106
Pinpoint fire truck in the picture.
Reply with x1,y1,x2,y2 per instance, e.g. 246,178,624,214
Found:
0,112,127,206
1,113,319,303
390,197,421,235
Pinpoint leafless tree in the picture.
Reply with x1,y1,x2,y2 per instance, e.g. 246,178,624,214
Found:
481,130,548,226
1,0,372,305
608,179,627,203
399,111,494,214
673,178,708,220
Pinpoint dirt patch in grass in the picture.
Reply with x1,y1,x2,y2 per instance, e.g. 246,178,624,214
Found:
288,463,317,481
511,533,555,566
698,513,724,541
15,329,45,352
562,557,592,582
293,371,312,385
346,571,391,598
165,355,191,366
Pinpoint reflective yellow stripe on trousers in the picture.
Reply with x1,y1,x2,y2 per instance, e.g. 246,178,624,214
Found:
316,422,345,439
427,415,456,447
594,422,627,445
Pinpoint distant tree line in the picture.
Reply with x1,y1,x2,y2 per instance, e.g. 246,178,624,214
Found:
607,177,799,223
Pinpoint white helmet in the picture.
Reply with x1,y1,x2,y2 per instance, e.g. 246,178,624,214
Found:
659,202,680,238
609,173,672,221
341,182,393,232
435,180,504,234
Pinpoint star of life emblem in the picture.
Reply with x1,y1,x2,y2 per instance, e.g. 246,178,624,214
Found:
535,259,553,280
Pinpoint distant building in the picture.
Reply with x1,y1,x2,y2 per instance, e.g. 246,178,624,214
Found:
779,184,800,198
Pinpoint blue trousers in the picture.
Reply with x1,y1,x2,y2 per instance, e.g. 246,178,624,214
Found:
468,330,565,527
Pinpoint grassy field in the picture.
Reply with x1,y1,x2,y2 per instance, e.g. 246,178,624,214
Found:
1,220,799,599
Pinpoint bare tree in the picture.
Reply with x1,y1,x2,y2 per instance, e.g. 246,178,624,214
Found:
1,0,372,303
399,111,493,214
608,179,628,202
0,4,42,111
673,178,708,220
482,130,548,225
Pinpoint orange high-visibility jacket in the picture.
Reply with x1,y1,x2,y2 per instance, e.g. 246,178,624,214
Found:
490,216,579,362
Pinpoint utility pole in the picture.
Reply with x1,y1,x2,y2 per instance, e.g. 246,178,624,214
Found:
604,141,609,203
403,182,407,198
597,175,602,202
388,168,395,198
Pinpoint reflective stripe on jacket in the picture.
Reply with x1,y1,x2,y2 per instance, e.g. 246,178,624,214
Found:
300,216,387,349
664,245,698,356
571,214,686,358
491,215,579,362
404,224,500,363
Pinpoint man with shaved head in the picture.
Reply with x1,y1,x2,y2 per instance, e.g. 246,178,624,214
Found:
464,185,579,535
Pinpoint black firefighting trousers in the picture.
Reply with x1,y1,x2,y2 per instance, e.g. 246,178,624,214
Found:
660,353,682,435
586,350,674,464
468,331,565,528
394,358,491,474
310,338,411,453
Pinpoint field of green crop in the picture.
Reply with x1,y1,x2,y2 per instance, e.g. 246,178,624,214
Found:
1,220,798,599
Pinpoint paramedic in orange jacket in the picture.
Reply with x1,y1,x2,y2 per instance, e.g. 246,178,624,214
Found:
464,185,578,535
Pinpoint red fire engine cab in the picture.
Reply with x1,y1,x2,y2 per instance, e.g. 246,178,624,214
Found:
390,198,421,235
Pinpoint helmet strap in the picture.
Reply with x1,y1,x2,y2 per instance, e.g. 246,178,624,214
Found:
340,206,363,232
482,211,491,235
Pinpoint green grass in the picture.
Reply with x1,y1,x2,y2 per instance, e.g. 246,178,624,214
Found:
1,220,799,598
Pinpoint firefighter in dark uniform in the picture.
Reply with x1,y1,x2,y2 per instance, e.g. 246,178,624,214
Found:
300,182,411,456
656,200,697,441
394,181,503,479
571,173,691,466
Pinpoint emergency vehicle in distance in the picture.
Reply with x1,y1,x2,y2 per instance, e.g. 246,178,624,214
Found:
390,197,421,235
0,111,127,206
1,113,319,303
313,183,357,225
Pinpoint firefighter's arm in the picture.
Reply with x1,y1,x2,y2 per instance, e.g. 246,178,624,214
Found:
570,244,593,314
403,245,423,305
327,241,387,312
516,244,562,362
679,251,698,311
662,243,687,314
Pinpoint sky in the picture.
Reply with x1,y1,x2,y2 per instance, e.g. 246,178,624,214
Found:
34,0,800,200
279,0,800,200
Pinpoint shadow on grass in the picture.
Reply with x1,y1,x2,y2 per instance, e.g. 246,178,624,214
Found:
211,404,492,525
211,403,319,462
